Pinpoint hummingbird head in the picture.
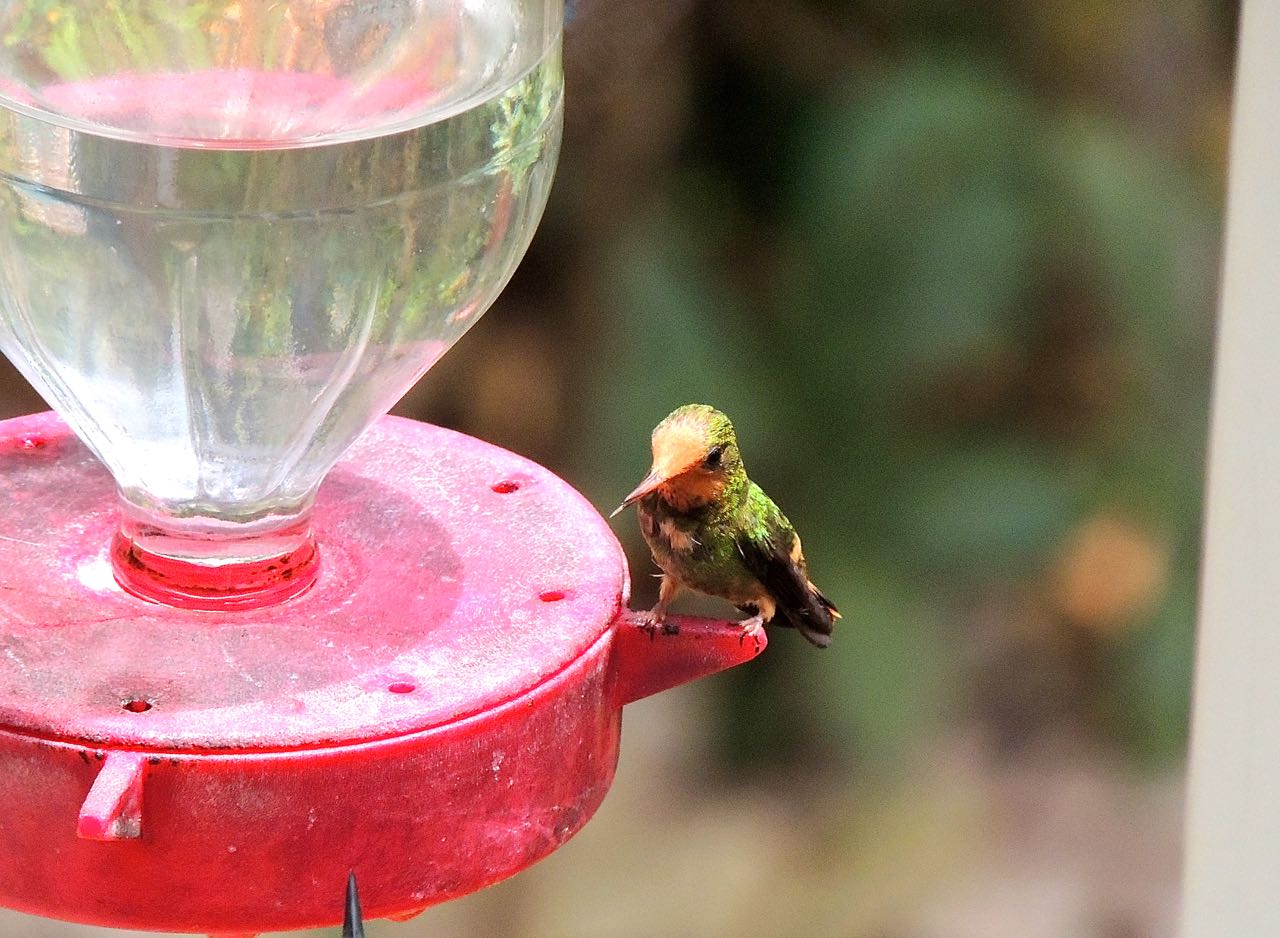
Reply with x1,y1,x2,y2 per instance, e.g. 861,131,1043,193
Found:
612,404,743,516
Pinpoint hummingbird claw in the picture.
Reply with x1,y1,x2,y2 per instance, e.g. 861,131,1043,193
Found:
343,871,364,938
639,611,660,640
738,615,766,652
637,608,679,639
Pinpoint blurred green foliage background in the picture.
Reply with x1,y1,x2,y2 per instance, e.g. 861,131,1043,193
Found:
411,0,1228,776
0,1,1233,935
399,4,1230,933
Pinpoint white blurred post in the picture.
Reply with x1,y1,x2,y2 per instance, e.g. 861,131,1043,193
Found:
1182,3,1280,934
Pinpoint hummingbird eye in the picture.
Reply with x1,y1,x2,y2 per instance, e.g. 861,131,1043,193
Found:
705,444,726,469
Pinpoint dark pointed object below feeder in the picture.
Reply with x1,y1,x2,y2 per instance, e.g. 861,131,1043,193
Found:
343,872,364,938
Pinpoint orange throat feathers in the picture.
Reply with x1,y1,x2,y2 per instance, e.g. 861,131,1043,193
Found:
649,416,730,512
657,469,725,512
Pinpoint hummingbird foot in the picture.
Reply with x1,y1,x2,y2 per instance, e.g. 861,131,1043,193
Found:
639,607,680,639
738,614,766,651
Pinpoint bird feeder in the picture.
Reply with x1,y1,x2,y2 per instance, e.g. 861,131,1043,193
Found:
0,3,763,935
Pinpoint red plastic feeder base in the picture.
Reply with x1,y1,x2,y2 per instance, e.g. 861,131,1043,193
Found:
0,413,763,935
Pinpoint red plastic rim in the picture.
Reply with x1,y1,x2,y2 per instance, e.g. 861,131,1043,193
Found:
0,411,628,750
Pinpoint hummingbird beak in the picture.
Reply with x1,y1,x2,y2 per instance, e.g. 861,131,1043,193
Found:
610,469,666,518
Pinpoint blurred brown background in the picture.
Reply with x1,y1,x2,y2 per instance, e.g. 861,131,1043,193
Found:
0,0,1233,935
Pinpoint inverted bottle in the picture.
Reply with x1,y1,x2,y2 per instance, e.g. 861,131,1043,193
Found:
0,1,564,608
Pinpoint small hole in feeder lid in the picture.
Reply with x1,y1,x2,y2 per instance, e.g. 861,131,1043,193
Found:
122,699,152,713
387,682,415,694
491,480,520,494
539,590,566,603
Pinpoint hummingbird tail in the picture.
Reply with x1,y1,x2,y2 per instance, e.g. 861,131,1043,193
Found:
786,582,838,648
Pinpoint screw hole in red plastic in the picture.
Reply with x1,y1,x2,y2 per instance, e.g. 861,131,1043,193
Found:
387,682,416,694
491,480,520,494
122,699,152,713
539,590,567,603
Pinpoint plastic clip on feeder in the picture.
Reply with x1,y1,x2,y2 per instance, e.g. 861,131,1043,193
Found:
0,2,764,935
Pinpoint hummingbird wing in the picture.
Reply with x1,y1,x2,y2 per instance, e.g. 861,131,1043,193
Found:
733,492,838,648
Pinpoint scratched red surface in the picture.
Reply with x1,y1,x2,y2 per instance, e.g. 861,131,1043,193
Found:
0,412,627,750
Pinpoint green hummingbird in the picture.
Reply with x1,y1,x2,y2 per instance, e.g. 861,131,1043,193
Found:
612,404,839,647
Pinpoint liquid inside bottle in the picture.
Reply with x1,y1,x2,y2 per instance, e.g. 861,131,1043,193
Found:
0,3,564,607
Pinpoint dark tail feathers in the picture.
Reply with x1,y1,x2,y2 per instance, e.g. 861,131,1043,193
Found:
780,582,840,649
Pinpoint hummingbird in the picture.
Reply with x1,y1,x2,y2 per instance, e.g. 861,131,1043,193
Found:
612,404,839,647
